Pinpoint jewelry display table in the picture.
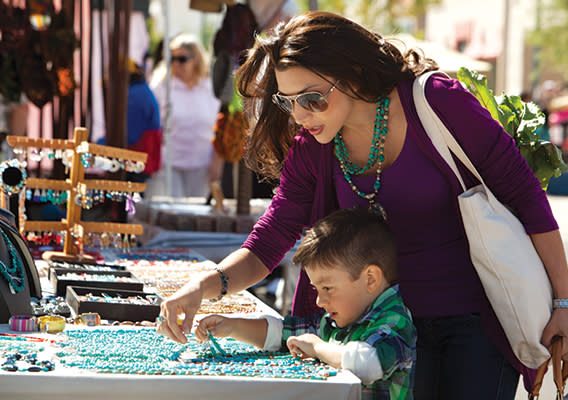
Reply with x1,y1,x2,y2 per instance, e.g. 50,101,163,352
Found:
134,197,272,234
0,320,361,400
0,358,360,400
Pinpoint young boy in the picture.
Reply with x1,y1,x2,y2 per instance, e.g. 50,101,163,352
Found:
196,208,416,399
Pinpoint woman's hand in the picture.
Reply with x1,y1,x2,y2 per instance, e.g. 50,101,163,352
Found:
541,308,568,359
156,249,270,344
287,333,324,359
157,279,204,343
195,315,234,342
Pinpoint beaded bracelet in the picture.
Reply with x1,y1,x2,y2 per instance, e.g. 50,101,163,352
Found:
553,298,568,309
211,267,229,302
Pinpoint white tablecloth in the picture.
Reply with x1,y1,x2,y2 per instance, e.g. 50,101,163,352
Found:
0,369,360,400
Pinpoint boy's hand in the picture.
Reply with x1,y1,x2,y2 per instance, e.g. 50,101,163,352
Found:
287,333,324,359
195,315,233,342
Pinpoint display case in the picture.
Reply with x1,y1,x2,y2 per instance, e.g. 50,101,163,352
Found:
50,269,143,296
65,286,160,322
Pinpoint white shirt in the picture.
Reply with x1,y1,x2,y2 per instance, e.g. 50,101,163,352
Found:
262,315,384,385
152,76,220,170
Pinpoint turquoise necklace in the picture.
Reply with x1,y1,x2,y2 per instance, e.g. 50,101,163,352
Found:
334,96,390,219
0,228,25,294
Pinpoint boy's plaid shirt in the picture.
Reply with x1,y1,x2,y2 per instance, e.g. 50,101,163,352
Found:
281,285,416,400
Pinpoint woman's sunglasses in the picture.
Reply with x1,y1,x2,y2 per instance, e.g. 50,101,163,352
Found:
171,55,193,64
271,82,337,114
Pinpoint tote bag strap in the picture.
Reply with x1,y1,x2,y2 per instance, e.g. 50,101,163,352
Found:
413,71,488,192
529,337,568,399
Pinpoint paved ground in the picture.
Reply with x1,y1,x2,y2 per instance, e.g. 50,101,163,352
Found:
514,195,568,398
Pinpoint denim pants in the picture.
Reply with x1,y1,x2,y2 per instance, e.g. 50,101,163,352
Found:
413,314,519,400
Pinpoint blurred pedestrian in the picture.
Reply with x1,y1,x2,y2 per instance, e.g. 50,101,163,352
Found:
126,59,161,184
149,34,220,198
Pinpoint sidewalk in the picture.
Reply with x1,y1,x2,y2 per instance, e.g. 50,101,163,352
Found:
514,194,568,398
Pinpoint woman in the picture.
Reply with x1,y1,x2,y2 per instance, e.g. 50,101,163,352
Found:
157,12,568,398
149,33,220,197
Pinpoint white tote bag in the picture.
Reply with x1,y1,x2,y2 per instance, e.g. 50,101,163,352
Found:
413,71,552,369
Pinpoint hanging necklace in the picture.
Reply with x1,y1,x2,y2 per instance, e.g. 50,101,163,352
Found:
334,96,390,219
0,228,25,294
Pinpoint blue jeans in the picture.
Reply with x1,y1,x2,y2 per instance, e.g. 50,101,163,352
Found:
413,314,519,400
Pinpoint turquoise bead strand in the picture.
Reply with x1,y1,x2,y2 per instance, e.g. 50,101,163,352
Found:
334,96,390,218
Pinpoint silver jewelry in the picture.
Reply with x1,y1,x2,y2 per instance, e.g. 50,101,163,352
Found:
553,298,568,309
0,159,27,195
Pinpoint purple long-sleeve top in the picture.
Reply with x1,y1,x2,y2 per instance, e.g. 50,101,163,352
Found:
242,75,558,388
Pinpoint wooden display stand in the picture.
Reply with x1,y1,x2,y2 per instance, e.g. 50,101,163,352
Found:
7,127,147,262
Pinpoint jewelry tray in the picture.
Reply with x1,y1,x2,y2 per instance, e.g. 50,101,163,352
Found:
65,286,161,322
50,268,143,296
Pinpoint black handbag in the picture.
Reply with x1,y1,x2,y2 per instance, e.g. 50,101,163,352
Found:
0,208,41,323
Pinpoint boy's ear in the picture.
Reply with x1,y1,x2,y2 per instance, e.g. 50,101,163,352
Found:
365,264,384,292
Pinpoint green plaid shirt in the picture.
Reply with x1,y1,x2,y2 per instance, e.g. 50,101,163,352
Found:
281,285,416,400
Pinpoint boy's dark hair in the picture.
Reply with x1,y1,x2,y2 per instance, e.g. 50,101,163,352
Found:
293,208,397,283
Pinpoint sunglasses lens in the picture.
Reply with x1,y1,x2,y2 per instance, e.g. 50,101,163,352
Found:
297,93,328,112
272,94,293,113
172,55,190,63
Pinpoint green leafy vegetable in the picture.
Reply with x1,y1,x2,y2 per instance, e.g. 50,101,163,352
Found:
457,67,567,190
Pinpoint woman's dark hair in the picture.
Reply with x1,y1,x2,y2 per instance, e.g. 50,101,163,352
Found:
236,11,438,179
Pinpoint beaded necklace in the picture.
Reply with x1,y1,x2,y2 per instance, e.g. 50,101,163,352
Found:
0,228,25,293
334,96,390,219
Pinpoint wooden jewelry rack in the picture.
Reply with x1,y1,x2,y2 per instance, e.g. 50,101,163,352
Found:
7,127,147,261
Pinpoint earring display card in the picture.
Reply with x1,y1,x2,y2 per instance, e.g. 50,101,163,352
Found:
51,269,143,296
66,286,161,322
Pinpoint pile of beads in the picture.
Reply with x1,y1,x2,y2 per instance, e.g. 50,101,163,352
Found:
0,335,55,373
56,328,337,380
197,295,258,315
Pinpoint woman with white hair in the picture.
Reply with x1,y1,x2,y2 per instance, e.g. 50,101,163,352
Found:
150,33,220,198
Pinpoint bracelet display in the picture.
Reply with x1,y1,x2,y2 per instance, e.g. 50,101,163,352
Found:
210,267,229,302
553,298,568,309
